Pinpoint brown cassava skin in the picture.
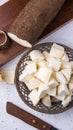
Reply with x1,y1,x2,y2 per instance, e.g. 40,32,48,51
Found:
8,0,65,44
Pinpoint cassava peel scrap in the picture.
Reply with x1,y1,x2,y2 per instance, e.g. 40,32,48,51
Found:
8,0,65,47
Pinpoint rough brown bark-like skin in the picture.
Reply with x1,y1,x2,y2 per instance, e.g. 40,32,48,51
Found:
8,0,65,44
0,31,11,50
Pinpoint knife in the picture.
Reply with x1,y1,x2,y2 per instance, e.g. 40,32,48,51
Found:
6,102,59,130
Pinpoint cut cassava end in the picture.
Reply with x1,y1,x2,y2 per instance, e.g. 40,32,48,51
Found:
8,0,65,48
0,30,11,50
8,33,32,48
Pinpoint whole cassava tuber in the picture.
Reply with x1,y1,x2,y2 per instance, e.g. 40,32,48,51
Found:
8,0,65,48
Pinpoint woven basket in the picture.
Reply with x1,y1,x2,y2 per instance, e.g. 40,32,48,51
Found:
15,42,73,114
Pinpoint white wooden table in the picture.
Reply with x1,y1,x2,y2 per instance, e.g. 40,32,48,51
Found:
0,1,73,130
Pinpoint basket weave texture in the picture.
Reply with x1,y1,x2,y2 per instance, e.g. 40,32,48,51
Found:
15,42,73,114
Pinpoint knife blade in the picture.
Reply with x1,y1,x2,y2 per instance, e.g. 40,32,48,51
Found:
6,102,59,130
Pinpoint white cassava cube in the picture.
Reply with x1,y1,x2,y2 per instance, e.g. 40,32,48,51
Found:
47,78,58,88
42,95,51,107
55,72,67,84
55,95,65,101
49,57,61,71
38,60,48,67
35,67,52,83
61,69,71,81
28,89,40,106
19,74,34,83
26,77,41,90
61,62,71,69
38,83,48,99
62,95,71,107
70,77,73,83
47,87,56,96
69,61,73,70
43,51,50,61
29,50,44,61
58,84,70,96
19,69,28,81
61,53,69,62
21,62,37,76
25,62,37,74
50,43,64,59
69,83,73,92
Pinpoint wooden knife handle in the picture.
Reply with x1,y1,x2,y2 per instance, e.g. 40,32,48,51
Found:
6,102,59,130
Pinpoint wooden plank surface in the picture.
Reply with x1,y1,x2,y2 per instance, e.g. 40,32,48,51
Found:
0,0,73,66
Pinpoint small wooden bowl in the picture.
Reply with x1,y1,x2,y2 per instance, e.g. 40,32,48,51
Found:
15,42,73,114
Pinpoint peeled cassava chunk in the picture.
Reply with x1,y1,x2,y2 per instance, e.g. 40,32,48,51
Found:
42,95,51,107
28,89,39,106
26,77,41,90
55,95,65,101
58,84,69,96
62,95,71,107
8,0,65,47
69,83,73,92
35,67,52,83
61,69,71,82
50,43,64,58
61,62,71,69
55,71,67,84
23,62,37,74
38,60,48,67
70,77,73,83
70,61,73,70
47,87,56,96
43,51,50,62
49,57,61,71
29,50,44,61
19,62,37,82
38,83,48,99
1,70,15,84
19,73,34,83
47,78,58,88
61,53,69,62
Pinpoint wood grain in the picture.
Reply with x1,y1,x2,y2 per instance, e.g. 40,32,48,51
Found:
0,0,73,66
6,102,53,130
0,0,29,66
40,0,73,38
